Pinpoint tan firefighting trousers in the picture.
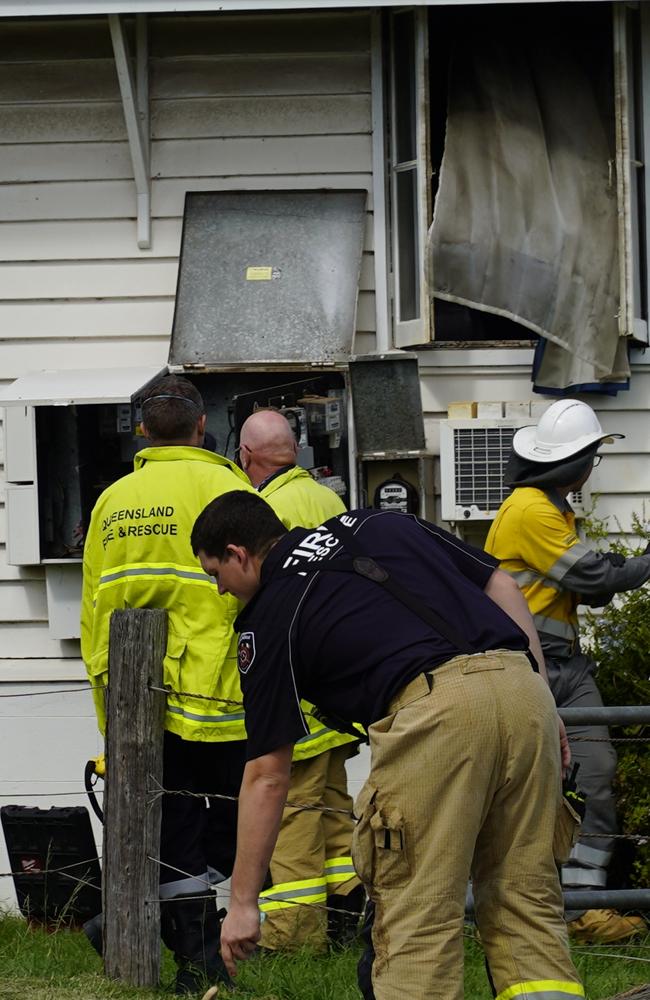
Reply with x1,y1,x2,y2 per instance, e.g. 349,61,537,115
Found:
259,744,361,951
352,651,584,1000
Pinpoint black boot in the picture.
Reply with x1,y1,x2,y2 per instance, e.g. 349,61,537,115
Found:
327,884,366,950
160,892,233,996
82,911,103,957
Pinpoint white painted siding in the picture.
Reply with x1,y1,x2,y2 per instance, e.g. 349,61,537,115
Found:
0,11,374,909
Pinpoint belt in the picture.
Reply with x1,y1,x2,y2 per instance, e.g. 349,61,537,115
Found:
387,650,535,714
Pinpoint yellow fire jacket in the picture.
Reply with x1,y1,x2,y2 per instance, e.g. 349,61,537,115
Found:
486,486,650,659
259,465,364,760
485,487,590,656
81,445,255,741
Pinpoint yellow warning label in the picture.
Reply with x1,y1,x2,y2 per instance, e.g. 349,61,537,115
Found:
246,266,273,281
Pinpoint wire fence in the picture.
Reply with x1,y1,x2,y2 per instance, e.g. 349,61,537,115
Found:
1,682,649,917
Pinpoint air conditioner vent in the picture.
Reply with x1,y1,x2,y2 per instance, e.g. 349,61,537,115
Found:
440,418,590,521
453,426,516,514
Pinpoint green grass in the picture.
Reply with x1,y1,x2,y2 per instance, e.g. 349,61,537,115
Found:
0,915,648,1000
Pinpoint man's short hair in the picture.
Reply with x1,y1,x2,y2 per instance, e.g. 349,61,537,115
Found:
192,492,287,559
141,375,204,441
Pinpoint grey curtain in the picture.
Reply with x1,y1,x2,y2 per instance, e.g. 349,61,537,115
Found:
429,19,630,390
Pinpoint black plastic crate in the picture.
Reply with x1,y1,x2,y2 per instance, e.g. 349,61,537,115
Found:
1,805,101,925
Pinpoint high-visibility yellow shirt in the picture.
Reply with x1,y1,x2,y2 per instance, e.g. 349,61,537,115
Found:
259,466,364,760
81,445,255,741
485,487,588,653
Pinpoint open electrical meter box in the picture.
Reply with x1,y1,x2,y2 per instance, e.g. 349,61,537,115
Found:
1,190,430,638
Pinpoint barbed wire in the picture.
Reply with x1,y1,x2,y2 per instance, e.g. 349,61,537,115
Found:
2,682,648,740
0,684,105,699
0,776,647,837
148,782,354,817
0,790,104,799
2,847,649,937
0,855,103,880
148,857,366,915
570,950,650,964
148,685,243,709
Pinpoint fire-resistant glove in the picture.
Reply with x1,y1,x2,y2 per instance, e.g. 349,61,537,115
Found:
602,551,626,567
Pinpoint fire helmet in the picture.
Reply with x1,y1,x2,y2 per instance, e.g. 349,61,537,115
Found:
513,399,624,463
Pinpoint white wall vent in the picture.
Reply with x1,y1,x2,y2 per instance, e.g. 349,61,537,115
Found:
440,419,590,522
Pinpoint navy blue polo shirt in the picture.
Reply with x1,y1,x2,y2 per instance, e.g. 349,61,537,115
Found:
235,509,530,760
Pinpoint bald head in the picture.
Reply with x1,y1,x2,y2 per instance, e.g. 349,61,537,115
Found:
238,409,298,487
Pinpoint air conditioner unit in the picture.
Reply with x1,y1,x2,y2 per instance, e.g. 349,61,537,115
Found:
439,419,590,522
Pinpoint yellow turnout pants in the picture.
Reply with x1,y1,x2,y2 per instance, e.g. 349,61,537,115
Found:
259,743,360,951
352,651,583,1000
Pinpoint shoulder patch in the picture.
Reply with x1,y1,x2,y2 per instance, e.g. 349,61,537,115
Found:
238,631,256,674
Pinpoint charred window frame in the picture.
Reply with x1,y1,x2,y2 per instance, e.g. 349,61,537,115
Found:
388,8,432,348
620,2,650,345
387,3,650,350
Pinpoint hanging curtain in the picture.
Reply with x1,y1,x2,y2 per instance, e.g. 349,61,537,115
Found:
428,8,631,393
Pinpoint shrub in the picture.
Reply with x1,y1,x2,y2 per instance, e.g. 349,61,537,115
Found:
582,509,650,888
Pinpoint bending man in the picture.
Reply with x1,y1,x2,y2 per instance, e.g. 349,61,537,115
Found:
191,491,582,1000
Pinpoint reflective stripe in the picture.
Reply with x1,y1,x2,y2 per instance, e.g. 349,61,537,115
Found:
508,569,564,594
207,866,227,885
295,725,334,745
166,704,245,724
510,568,561,593
549,542,591,579
160,872,211,899
562,866,607,887
569,842,612,868
496,980,585,1000
99,564,213,586
532,614,577,641
259,877,327,912
324,856,356,884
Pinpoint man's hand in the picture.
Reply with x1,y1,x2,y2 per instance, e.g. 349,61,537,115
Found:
559,715,571,774
220,746,293,976
221,901,261,977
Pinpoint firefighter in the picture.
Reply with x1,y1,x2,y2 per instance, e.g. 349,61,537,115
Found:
81,376,256,995
191,491,583,1000
237,408,364,951
485,398,650,944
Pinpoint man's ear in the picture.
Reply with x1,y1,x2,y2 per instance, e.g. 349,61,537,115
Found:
140,421,152,440
197,413,207,437
224,543,247,565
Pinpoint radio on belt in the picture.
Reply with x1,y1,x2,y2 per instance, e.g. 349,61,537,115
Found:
374,473,419,515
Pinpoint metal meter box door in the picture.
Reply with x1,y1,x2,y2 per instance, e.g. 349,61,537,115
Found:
0,367,165,637
166,189,368,502
348,353,430,516
169,190,367,367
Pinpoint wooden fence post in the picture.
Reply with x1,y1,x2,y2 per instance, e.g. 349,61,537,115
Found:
103,608,168,987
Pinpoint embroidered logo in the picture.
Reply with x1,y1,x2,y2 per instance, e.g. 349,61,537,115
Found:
238,631,256,674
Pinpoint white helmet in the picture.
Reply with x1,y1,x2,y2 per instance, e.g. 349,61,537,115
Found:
513,399,624,463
